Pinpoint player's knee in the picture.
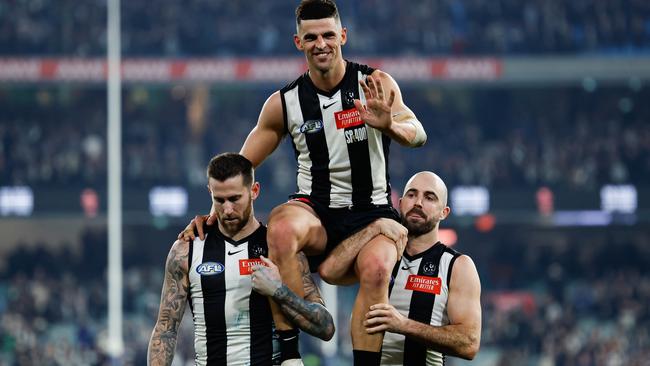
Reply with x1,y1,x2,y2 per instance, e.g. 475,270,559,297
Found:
318,262,335,283
356,251,394,289
267,219,301,258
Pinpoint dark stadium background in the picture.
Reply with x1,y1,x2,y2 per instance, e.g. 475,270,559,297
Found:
1,1,649,365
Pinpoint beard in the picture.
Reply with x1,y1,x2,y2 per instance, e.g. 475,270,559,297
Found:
220,198,253,236
401,207,436,237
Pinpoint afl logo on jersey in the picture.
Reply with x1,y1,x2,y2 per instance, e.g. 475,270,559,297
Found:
196,262,225,276
422,262,437,275
299,120,323,134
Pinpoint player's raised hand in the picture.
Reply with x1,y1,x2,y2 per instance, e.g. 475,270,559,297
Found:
354,75,396,131
251,256,282,297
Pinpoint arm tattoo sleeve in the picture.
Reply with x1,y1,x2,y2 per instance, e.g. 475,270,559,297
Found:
274,253,335,340
148,242,190,366
274,286,335,341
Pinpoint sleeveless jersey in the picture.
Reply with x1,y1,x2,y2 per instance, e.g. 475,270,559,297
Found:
381,242,461,366
280,61,392,209
188,225,274,366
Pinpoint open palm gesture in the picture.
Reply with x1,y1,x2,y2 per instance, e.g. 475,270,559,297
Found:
354,75,395,131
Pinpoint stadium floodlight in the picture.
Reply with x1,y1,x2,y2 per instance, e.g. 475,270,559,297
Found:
0,186,34,216
450,186,490,216
149,186,189,217
600,184,637,213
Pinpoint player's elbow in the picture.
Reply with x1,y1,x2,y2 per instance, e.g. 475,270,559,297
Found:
407,119,427,147
410,134,426,147
305,306,336,341
457,334,480,360
316,306,336,341
320,321,335,341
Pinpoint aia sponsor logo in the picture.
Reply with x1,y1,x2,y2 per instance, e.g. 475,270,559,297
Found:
196,262,225,276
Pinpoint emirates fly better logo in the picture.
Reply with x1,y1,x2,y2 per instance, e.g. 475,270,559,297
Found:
405,275,442,295
239,259,265,275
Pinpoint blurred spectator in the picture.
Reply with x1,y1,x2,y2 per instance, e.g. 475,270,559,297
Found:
1,0,650,56
1,226,649,365
2,85,648,191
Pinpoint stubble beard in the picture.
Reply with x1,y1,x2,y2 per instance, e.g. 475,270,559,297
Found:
401,208,437,237
220,198,253,236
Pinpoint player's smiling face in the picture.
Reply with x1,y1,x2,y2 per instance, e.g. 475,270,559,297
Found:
294,17,346,73
208,175,259,237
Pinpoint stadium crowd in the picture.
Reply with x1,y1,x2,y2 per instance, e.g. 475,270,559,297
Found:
3,1,649,365
2,85,649,191
1,227,648,365
1,0,650,56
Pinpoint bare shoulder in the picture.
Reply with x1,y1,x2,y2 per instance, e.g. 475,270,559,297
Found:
370,69,410,112
450,255,481,290
455,254,477,268
370,69,399,88
166,239,190,274
263,90,283,109
258,91,284,128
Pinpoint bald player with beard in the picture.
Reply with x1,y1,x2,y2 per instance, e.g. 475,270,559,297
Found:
320,172,481,365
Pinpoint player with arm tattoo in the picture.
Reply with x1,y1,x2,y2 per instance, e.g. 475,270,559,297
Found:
148,153,335,366
148,240,190,366
252,253,334,341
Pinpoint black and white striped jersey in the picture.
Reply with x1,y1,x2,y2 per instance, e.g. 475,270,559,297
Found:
382,242,461,366
280,61,392,209
188,225,274,366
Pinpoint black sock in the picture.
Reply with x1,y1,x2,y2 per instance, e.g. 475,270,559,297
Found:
278,329,300,361
353,350,381,365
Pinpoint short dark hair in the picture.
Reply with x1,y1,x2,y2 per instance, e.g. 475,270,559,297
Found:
296,0,340,27
206,153,254,187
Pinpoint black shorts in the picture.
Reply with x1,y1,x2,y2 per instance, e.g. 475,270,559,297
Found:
289,194,401,271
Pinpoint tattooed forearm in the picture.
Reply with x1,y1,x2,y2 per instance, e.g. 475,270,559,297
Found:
148,241,190,366
274,285,335,341
148,330,179,366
